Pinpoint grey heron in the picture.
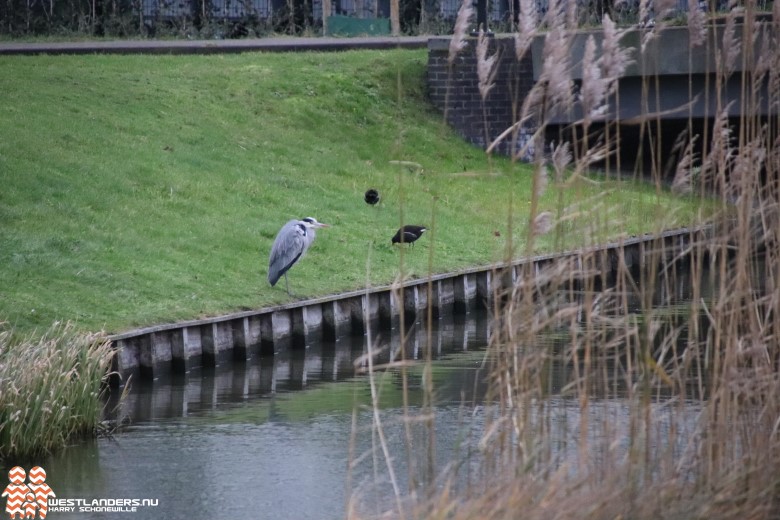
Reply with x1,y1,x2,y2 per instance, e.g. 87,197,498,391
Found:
364,189,380,206
268,217,330,295
392,225,427,246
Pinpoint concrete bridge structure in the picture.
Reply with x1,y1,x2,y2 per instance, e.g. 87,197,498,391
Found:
537,23,776,123
427,23,777,166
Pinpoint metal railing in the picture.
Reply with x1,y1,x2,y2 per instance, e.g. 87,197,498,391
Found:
0,0,750,39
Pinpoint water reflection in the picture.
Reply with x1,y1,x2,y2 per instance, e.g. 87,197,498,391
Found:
41,312,492,520
104,311,491,424
39,257,734,520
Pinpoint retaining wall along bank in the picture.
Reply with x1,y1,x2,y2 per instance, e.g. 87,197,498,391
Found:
108,227,711,386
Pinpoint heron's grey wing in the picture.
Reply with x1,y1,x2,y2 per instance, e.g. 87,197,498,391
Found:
268,220,306,286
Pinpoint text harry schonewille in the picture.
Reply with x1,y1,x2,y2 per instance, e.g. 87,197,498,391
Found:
48,498,159,513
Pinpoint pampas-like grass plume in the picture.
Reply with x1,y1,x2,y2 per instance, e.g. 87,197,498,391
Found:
639,0,651,28
671,135,699,195
521,0,572,116
542,0,572,106
543,0,563,30
702,103,735,191
727,137,765,204
534,164,550,199
600,14,632,93
654,0,678,21
564,0,577,31
721,6,741,76
552,141,572,182
536,26,573,112
533,211,554,236
514,0,537,61
767,3,780,113
477,29,499,100
687,0,706,48
756,29,771,80
448,0,474,65
580,35,608,121
639,0,657,52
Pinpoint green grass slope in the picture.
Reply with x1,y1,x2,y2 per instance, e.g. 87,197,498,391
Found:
0,49,706,334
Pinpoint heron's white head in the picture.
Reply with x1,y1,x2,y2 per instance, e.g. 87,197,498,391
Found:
301,217,330,229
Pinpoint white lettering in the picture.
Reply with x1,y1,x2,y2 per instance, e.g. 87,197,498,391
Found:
51,496,160,511
79,506,139,513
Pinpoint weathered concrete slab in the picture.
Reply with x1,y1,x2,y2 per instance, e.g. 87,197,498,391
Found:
201,322,234,365
323,299,352,339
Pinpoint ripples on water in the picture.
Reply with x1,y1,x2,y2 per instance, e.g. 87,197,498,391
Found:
42,260,728,519
43,312,496,519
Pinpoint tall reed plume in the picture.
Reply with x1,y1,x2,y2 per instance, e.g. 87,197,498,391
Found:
448,0,474,65
514,0,538,62
352,2,780,518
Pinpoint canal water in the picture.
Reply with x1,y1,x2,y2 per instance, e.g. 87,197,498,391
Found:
38,258,727,520
41,311,496,520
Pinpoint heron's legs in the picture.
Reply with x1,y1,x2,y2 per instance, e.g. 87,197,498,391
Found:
284,273,290,296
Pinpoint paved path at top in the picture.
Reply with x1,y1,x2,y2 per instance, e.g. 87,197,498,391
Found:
0,36,431,56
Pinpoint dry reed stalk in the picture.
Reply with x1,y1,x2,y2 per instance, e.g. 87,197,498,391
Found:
354,7,780,520
721,5,742,78
532,211,554,236
534,164,548,199
701,104,735,197
755,29,772,103
654,0,677,22
448,0,474,66
514,0,537,61
727,135,765,204
542,0,560,29
600,14,632,94
551,141,572,182
773,0,780,108
580,35,608,122
443,0,474,153
477,29,498,101
423,194,439,488
524,26,572,123
525,0,571,113
687,0,707,47
564,0,577,31
362,327,404,518
477,27,500,155
543,13,571,104
388,159,420,510
671,134,699,195
638,0,651,29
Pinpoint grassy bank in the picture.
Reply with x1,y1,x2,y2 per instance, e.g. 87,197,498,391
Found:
0,49,710,335
0,322,114,461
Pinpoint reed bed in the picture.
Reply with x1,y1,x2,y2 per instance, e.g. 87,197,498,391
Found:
0,322,114,461
351,1,780,518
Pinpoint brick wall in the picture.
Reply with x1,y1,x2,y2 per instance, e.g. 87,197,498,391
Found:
427,36,536,159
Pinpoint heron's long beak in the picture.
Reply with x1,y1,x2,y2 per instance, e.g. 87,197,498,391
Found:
316,222,331,228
